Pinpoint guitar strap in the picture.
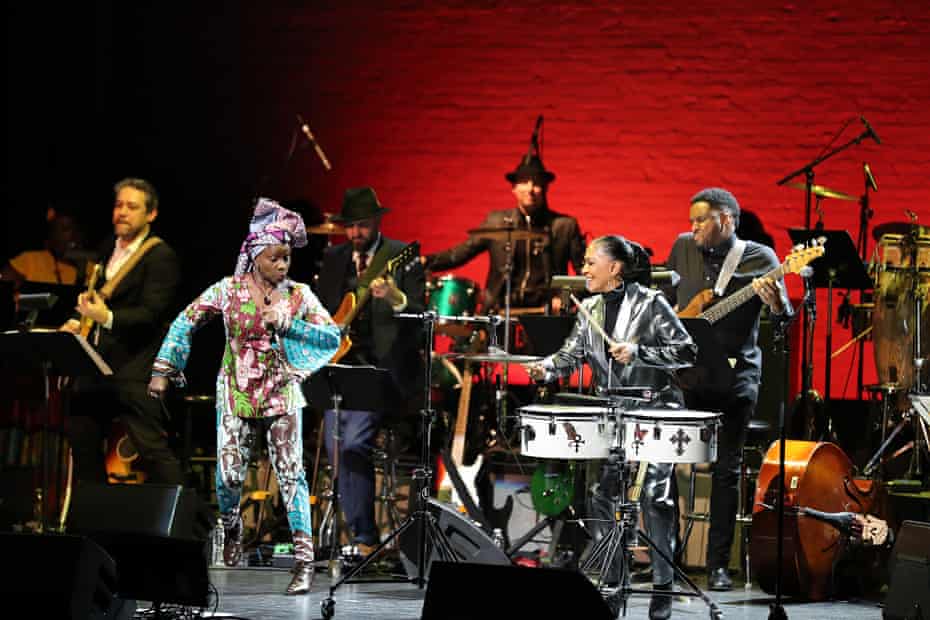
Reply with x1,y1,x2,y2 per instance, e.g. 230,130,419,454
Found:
99,236,164,300
713,238,746,297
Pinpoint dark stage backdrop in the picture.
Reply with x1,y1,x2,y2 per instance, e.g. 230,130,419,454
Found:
5,1,930,397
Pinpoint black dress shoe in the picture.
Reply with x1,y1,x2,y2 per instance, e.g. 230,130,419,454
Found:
708,567,732,591
286,561,314,595
648,581,673,620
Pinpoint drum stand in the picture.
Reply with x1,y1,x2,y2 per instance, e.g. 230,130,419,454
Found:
321,311,458,620
580,413,723,620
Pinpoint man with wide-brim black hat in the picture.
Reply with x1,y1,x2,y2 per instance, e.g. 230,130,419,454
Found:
315,186,425,560
423,146,585,313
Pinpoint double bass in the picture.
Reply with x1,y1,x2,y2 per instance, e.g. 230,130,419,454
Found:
750,440,890,600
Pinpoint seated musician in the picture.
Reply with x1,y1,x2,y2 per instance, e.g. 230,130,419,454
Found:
525,235,696,620
423,139,585,313
315,187,426,559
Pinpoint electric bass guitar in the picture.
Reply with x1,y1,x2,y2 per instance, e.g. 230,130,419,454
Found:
677,239,826,323
331,242,420,363
78,262,103,338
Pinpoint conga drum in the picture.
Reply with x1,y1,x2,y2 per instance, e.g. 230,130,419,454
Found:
871,234,917,387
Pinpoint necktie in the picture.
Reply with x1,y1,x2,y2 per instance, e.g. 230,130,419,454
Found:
357,253,369,277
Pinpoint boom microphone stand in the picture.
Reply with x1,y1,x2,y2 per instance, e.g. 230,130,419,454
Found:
321,310,458,619
768,271,805,620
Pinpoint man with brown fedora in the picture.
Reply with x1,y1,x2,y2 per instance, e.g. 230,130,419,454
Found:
424,138,585,313
315,186,425,559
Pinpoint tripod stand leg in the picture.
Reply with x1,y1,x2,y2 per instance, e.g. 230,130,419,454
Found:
636,527,723,620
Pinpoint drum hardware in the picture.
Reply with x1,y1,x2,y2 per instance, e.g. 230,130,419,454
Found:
322,310,459,620
789,229,872,439
576,407,723,619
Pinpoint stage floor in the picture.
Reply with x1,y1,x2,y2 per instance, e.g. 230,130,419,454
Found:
194,565,886,619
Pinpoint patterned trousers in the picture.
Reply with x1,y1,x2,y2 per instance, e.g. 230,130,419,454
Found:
215,406,313,563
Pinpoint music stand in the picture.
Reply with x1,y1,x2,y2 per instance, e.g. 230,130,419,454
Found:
518,315,575,356
0,329,112,532
788,229,871,413
305,363,398,569
678,318,735,396
321,311,461,620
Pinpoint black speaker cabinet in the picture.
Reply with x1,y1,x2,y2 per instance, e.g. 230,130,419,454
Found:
884,520,930,620
0,533,117,619
399,498,511,579
422,561,614,620
67,483,213,608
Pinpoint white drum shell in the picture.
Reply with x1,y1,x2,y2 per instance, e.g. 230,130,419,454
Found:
518,405,616,460
620,409,721,464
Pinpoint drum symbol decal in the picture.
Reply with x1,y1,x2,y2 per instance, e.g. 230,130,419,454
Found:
562,422,586,453
670,428,691,456
632,423,648,456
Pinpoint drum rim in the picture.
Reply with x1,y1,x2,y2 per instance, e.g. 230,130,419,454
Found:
622,408,722,420
518,404,614,414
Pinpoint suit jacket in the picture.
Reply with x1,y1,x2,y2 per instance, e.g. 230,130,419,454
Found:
540,282,696,408
316,237,426,398
428,206,584,310
93,234,181,383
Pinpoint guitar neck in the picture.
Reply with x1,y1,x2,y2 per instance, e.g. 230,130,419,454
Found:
450,365,474,464
700,263,785,324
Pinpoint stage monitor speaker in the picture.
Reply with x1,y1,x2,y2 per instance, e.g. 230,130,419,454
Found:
0,533,120,619
399,498,510,579
884,520,930,620
422,561,613,620
67,483,213,608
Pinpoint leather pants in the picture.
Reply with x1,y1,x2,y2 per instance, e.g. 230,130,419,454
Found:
588,459,678,586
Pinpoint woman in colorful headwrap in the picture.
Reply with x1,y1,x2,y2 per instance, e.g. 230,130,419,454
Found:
147,198,340,595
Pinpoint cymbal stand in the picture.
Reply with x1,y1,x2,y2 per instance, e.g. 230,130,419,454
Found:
321,310,458,619
854,164,876,398
906,261,928,481
580,408,722,619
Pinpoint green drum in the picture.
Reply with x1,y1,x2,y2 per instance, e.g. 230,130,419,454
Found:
427,275,480,337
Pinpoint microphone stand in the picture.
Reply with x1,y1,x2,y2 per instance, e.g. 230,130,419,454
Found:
770,292,801,620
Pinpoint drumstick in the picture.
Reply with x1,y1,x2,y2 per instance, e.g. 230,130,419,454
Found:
831,326,872,359
570,293,619,349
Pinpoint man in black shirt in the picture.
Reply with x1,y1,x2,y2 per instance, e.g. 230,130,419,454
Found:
424,151,585,313
665,187,790,591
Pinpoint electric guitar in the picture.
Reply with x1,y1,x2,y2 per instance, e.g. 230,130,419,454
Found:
78,262,103,338
677,239,826,324
105,419,146,484
436,360,482,509
331,241,420,363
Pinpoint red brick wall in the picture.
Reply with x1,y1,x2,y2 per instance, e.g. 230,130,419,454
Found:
245,1,930,398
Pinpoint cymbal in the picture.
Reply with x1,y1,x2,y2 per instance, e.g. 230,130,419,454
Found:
306,221,345,235
872,221,925,241
467,227,548,242
787,182,858,201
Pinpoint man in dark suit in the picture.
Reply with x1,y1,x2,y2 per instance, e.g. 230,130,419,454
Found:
315,186,425,556
424,150,585,312
62,177,182,485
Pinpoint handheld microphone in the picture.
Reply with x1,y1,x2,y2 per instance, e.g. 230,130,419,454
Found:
296,114,332,171
860,115,881,145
